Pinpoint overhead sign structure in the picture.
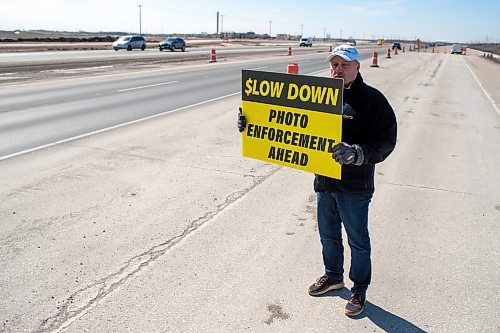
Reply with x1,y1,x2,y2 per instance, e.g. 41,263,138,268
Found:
241,70,344,179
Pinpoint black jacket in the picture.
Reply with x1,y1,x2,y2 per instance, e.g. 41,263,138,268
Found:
314,73,397,194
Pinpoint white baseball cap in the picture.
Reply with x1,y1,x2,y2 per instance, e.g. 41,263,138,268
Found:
326,44,360,63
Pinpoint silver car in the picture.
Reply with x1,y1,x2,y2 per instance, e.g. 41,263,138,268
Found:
113,35,146,51
158,37,186,52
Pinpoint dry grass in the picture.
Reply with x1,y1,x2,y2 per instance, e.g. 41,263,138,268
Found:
470,44,500,54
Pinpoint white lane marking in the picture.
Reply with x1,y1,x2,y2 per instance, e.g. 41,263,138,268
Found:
249,66,268,70
117,81,178,92
306,69,329,76
0,76,29,80
0,91,240,161
464,59,500,115
41,66,114,73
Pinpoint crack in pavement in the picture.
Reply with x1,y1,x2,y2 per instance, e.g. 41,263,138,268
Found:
379,181,486,197
34,166,281,333
69,144,261,178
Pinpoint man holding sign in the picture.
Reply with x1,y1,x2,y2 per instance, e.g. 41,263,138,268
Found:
310,45,397,317
238,45,397,317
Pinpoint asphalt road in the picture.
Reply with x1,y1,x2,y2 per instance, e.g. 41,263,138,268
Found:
0,49,375,159
0,49,499,332
0,45,336,73
0,45,318,63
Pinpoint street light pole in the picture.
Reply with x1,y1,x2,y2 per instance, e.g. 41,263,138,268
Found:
216,12,219,35
138,4,142,35
221,14,224,35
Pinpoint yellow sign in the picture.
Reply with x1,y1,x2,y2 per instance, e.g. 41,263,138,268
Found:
241,70,344,179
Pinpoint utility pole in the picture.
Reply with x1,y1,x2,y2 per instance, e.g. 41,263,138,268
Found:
324,27,326,40
269,20,272,37
221,14,224,34
301,24,303,37
216,12,219,35
138,4,142,35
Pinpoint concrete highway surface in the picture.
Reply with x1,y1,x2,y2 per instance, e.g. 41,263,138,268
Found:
0,48,499,332
0,45,332,74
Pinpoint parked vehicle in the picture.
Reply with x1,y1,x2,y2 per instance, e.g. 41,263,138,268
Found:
159,37,186,52
113,35,146,51
392,42,402,50
451,43,462,54
299,37,313,47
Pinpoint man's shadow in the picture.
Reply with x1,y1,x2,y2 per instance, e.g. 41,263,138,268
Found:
319,288,428,333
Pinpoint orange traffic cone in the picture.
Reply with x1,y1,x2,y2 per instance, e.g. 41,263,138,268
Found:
370,51,379,67
287,63,299,74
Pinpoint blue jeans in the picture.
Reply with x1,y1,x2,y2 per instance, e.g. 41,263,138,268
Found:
316,191,373,294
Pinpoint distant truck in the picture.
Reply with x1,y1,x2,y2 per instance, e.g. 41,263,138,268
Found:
451,43,463,54
299,37,313,47
392,42,402,50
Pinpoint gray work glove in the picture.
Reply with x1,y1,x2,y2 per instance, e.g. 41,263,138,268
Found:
332,142,364,166
238,107,246,132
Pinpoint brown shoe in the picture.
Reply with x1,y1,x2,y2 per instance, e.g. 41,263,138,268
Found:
308,275,344,296
345,293,366,317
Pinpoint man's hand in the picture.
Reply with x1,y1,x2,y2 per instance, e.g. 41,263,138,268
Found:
332,142,364,166
238,107,246,132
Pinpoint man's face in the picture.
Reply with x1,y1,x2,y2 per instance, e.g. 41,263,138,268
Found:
329,56,360,86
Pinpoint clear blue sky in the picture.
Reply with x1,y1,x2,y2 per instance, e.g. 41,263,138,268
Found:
1,0,499,43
